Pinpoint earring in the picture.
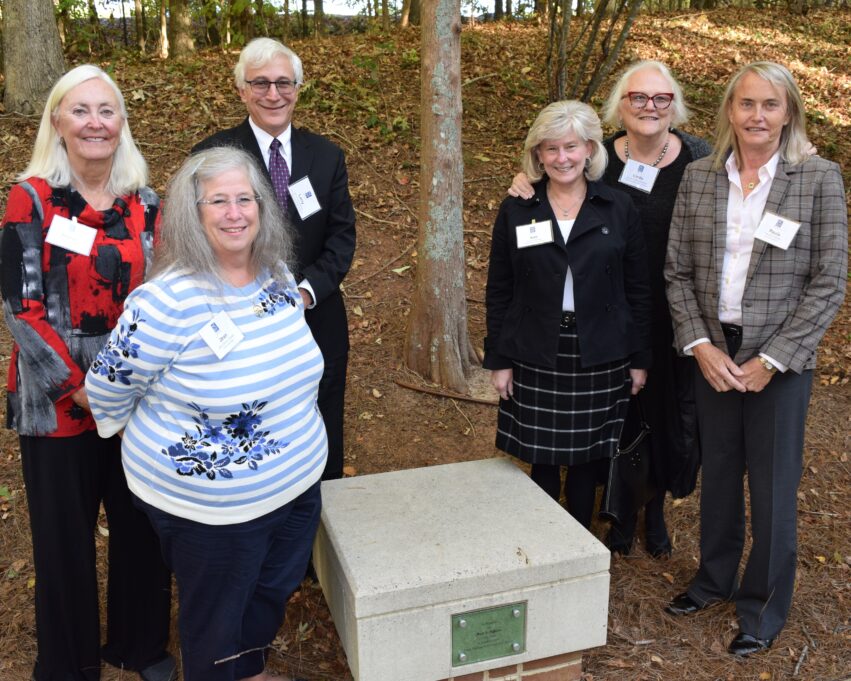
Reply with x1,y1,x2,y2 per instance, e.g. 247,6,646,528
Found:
59,137,66,148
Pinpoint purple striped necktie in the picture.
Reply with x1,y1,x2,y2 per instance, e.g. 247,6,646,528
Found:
268,138,289,211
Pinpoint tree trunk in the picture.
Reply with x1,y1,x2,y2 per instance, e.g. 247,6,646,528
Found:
87,0,106,49
301,0,309,37
256,0,269,35
401,0,412,26
409,0,421,25
382,0,390,30
405,0,476,393
169,0,195,57
3,0,65,114
315,0,325,34
157,0,169,58
495,0,504,19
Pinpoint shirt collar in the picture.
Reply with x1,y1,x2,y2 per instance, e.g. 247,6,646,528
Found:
725,150,780,184
248,118,292,156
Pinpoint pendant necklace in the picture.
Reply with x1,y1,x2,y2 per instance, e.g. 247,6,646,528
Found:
625,135,670,167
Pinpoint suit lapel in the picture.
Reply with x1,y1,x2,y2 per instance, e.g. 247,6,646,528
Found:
745,161,791,283
289,127,313,185
234,119,270,182
713,168,729,295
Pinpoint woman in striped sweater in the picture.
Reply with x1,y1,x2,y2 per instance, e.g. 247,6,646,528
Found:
86,147,323,681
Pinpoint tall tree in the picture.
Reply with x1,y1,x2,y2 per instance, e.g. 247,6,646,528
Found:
157,0,169,58
134,0,147,52
315,0,326,34
170,0,196,57
3,0,65,114
404,0,476,392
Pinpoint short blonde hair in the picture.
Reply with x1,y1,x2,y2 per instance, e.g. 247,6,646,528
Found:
602,60,689,129
712,61,810,169
18,64,147,196
521,100,607,183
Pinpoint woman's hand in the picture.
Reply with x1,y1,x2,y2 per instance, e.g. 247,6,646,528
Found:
508,173,534,199
692,342,746,393
738,357,774,393
491,368,514,401
71,386,91,412
629,368,647,395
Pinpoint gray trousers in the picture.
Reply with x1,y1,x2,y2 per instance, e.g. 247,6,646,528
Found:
688,361,813,640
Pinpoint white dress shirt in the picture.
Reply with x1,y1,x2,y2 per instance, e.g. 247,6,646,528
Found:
247,119,316,308
556,218,576,312
684,151,786,371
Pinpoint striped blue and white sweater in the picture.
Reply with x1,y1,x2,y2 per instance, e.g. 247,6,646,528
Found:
86,265,327,525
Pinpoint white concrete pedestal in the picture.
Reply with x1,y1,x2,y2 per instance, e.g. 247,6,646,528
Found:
313,458,610,681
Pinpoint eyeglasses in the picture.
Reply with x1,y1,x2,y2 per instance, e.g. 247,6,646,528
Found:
244,78,300,96
622,92,674,110
196,196,261,210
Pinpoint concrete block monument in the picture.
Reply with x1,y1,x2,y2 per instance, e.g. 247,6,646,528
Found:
313,457,610,681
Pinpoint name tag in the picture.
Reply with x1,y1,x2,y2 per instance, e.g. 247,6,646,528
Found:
754,211,801,250
45,215,97,256
618,159,659,193
515,220,554,249
289,176,322,220
198,311,244,359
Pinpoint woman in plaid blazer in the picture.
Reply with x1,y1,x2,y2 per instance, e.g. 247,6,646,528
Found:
663,62,847,657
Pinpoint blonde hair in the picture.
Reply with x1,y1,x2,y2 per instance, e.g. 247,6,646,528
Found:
602,60,689,129
521,100,607,183
18,64,148,195
712,61,810,170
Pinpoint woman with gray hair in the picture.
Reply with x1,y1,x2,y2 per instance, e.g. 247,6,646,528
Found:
86,147,323,681
0,65,173,681
511,60,712,557
485,100,652,528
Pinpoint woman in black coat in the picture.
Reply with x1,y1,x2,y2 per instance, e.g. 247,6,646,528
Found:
485,100,652,528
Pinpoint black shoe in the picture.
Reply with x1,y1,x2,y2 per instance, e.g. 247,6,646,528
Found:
646,537,672,558
728,632,774,657
139,655,177,681
664,591,707,616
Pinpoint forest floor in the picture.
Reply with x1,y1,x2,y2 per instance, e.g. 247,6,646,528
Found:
0,8,849,681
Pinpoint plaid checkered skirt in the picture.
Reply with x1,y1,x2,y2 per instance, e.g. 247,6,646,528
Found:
496,323,631,466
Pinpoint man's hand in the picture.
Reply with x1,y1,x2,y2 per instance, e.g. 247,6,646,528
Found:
491,368,514,401
693,342,746,393
299,288,314,309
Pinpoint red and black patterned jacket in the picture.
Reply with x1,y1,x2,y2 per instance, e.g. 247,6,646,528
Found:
0,177,159,436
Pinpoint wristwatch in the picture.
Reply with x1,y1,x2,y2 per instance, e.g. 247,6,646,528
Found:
758,356,778,374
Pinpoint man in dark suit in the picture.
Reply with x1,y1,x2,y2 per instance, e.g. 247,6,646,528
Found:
193,38,355,482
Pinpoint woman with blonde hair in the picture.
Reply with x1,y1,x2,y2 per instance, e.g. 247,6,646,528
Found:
664,61,846,656
0,65,173,681
510,60,711,556
486,100,652,528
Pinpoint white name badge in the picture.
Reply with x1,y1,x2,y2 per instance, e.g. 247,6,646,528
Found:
199,311,244,360
618,159,660,193
45,215,97,256
754,211,802,250
515,220,554,249
289,176,322,220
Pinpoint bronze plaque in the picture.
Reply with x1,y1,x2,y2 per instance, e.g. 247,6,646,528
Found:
451,601,527,667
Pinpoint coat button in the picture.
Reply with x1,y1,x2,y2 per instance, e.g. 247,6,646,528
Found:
601,227,609,235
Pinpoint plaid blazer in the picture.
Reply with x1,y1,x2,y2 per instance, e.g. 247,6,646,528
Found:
664,154,847,373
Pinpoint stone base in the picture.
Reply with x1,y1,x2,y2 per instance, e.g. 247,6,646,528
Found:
442,652,583,681
314,458,609,681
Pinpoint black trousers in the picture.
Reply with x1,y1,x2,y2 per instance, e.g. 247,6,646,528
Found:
20,431,172,681
687,364,813,640
318,351,348,481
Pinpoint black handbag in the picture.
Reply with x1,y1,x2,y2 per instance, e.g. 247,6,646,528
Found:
599,395,655,524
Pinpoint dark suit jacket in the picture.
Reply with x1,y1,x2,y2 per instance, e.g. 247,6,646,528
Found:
484,179,652,371
192,118,356,360
665,154,847,373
